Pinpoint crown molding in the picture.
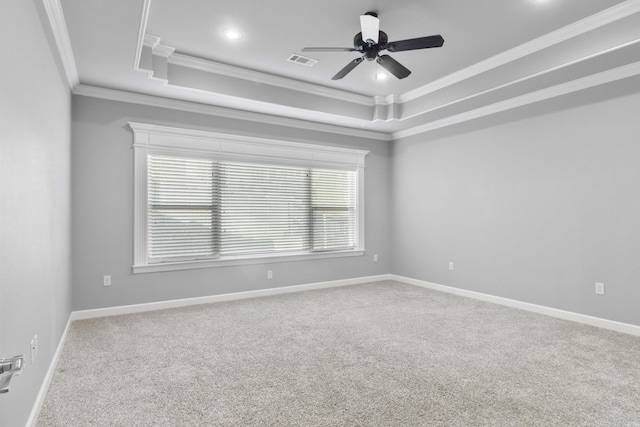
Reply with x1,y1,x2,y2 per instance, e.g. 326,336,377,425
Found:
42,0,79,89
169,53,374,106
134,29,375,107
72,84,392,141
130,1,640,133
49,0,640,141
393,60,640,140
133,0,151,71
135,34,170,83
72,41,640,144
400,38,640,123
143,34,175,57
400,0,640,103
374,94,402,106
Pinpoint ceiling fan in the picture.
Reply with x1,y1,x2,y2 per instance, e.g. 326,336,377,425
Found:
302,12,444,80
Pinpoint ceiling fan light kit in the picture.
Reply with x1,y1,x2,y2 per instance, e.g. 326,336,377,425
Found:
302,12,444,80
360,12,380,44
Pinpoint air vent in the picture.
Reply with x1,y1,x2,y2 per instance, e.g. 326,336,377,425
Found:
288,54,318,67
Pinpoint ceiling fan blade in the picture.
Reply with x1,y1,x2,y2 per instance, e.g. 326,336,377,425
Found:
386,35,445,52
376,55,411,79
360,12,380,44
302,47,358,52
332,57,364,80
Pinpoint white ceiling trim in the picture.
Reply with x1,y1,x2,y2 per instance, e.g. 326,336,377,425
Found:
400,38,640,122
162,77,381,129
374,95,402,107
133,0,151,72
136,40,385,125
168,52,373,106
72,84,392,141
132,0,640,126
42,0,79,89
46,0,640,141
71,35,640,142
393,60,640,140
133,30,640,133
136,34,169,83
145,35,175,58
400,0,640,103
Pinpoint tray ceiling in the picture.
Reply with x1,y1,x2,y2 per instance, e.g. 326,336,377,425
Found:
46,0,640,139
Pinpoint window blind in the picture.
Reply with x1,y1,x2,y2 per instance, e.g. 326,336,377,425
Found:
311,169,356,251
147,155,357,262
148,155,218,261
219,162,311,255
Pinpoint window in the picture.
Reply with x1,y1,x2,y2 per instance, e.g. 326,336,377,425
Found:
130,123,367,273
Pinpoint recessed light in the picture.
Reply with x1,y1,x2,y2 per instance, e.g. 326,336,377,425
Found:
222,28,243,40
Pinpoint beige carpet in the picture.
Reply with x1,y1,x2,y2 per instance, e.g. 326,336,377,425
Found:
37,281,640,426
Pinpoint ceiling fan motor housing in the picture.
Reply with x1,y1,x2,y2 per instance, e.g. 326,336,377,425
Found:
354,31,388,60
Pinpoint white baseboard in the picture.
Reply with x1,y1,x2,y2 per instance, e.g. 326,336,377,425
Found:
391,274,640,337
70,273,640,335
26,314,73,427
27,272,640,425
71,274,393,321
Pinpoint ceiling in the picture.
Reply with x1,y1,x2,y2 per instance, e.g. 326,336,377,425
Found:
47,0,640,140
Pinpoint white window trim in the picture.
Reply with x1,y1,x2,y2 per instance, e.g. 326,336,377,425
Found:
129,122,368,274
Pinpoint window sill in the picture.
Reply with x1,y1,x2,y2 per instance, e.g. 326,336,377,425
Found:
132,249,365,274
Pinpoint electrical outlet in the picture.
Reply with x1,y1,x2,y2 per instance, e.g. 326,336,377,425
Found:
449,262,454,271
103,275,111,286
595,282,605,295
373,254,378,262
267,270,273,279
30,335,38,364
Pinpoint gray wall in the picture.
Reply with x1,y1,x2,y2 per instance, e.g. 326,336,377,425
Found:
71,96,391,310
0,0,72,425
391,85,640,326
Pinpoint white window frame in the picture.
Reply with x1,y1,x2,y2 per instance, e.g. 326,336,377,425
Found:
130,122,368,273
